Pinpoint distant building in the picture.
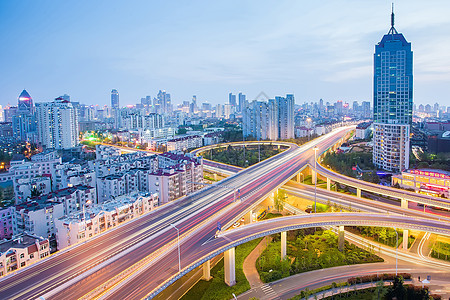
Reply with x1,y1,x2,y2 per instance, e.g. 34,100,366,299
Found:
238,92,246,112
372,6,412,172
243,94,294,140
36,97,79,149
228,93,237,108
277,94,295,140
12,90,37,142
111,89,119,109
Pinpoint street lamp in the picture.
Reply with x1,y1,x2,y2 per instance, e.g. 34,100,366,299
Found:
170,224,181,273
394,227,398,276
313,146,319,214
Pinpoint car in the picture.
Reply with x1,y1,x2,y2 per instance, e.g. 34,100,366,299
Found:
233,222,240,228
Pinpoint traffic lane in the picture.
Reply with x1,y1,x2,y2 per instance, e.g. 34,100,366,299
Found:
72,128,352,298
106,154,314,299
1,155,258,299
8,127,350,298
0,201,190,298
118,211,449,299
53,148,303,299
2,183,237,299
50,192,237,300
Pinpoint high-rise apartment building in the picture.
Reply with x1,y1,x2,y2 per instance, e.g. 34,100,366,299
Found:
36,97,79,149
12,90,37,141
154,90,171,114
238,92,246,112
243,94,294,141
243,99,278,140
276,94,295,139
372,6,413,172
111,89,119,108
228,93,237,108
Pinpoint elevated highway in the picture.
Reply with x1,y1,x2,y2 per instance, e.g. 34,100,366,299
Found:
143,213,450,299
0,127,353,299
314,161,450,210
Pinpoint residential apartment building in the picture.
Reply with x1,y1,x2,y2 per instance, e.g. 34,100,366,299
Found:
55,192,158,249
0,234,50,277
243,94,294,140
35,97,79,149
0,207,18,240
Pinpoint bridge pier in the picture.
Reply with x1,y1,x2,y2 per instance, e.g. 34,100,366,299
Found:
311,170,316,185
327,177,331,191
296,173,302,183
281,231,287,259
338,226,345,251
213,173,218,181
224,247,236,286
356,188,361,198
244,210,253,224
202,260,211,281
403,229,409,250
401,199,408,209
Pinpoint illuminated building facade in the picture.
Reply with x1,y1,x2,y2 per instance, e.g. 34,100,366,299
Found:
372,6,413,172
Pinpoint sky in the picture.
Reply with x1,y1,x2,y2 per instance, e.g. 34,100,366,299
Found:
1,0,450,107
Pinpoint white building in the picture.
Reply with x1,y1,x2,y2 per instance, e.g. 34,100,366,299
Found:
15,198,65,239
35,97,79,149
0,234,50,277
55,192,158,249
243,99,278,140
139,127,176,144
355,122,372,140
166,134,203,151
13,175,52,204
276,94,295,140
243,94,294,141
51,162,96,190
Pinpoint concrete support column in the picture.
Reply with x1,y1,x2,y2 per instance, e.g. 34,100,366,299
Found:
401,199,408,209
356,188,361,198
213,173,218,181
296,173,301,183
281,231,287,260
244,210,253,224
224,247,236,286
403,229,409,250
338,225,345,251
202,260,211,281
327,177,331,191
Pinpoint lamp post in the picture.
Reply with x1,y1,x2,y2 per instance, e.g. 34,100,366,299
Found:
170,224,181,273
313,146,319,214
394,227,398,276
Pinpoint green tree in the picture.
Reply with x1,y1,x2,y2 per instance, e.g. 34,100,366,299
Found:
31,187,41,198
274,189,286,212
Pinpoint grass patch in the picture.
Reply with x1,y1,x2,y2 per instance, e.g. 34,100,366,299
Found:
431,241,450,262
256,229,383,283
182,238,262,300
263,212,283,220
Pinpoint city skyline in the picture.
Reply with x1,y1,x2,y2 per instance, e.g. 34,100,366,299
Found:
1,1,450,107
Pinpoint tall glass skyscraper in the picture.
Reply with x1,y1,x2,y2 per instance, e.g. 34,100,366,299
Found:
373,6,413,172
111,89,119,108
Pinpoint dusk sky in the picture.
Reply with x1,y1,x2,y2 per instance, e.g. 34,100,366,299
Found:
1,0,449,107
